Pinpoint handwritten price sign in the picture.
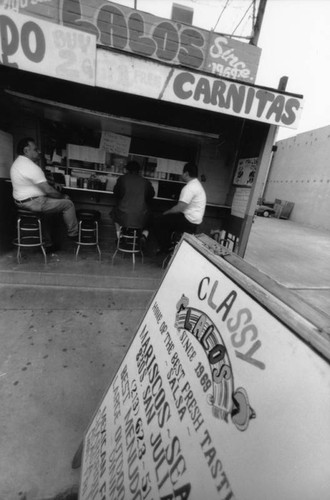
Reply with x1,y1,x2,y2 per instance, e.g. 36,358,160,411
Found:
0,8,96,85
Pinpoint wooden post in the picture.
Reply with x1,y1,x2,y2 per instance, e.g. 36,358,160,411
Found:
250,0,268,46
237,122,277,258
237,76,289,258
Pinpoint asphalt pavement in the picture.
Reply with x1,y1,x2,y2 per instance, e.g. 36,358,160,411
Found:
244,216,330,316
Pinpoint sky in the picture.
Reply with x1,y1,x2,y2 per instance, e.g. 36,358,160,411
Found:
256,0,330,140
109,0,330,141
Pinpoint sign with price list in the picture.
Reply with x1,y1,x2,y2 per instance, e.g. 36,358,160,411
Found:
79,235,330,500
0,9,96,86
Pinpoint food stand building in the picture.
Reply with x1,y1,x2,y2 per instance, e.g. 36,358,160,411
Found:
0,1,304,256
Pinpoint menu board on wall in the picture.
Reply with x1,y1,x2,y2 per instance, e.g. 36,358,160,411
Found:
79,236,330,500
100,131,131,156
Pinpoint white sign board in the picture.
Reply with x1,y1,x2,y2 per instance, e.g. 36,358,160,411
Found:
0,9,96,86
67,144,105,164
96,50,304,130
156,158,186,175
79,237,330,500
99,131,131,157
96,50,167,100
231,187,250,219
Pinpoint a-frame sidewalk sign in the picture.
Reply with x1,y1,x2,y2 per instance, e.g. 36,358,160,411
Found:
75,233,330,500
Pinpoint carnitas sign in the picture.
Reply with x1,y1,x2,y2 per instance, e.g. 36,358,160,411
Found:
97,51,304,129
1,0,261,83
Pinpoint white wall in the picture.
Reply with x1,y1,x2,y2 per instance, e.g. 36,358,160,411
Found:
264,125,330,230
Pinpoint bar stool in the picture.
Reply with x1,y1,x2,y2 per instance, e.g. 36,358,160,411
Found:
13,209,47,264
75,209,101,261
111,227,143,270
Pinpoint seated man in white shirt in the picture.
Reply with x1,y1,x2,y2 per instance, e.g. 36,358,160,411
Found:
10,137,78,243
154,162,206,254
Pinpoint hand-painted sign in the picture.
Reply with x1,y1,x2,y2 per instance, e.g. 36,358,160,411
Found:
1,0,261,83
79,236,330,500
168,70,303,128
96,50,304,129
0,7,96,85
206,33,260,82
96,50,166,99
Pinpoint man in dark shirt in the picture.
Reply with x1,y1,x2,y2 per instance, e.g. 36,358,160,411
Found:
112,161,155,244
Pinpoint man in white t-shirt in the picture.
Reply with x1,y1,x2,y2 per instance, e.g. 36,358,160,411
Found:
155,162,206,253
10,137,78,242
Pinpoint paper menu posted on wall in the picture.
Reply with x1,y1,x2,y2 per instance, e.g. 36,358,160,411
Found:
79,237,330,500
99,131,131,156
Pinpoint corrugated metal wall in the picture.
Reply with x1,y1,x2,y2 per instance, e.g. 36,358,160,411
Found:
264,125,330,230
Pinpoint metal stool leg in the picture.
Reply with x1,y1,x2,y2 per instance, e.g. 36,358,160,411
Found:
111,227,143,269
132,230,137,270
111,248,119,265
16,218,22,264
111,226,123,266
132,230,143,268
75,221,82,261
95,222,101,261
162,231,182,269
38,219,47,265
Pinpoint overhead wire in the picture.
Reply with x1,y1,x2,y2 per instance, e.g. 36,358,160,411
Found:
212,0,231,32
230,0,254,37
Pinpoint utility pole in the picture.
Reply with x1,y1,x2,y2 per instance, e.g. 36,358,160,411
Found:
238,75,288,258
250,0,268,46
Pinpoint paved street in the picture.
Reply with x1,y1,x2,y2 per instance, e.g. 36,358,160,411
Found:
245,217,330,316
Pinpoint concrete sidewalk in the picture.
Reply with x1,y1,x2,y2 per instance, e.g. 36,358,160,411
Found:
0,285,148,500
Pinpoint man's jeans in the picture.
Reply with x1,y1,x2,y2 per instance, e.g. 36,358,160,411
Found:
154,213,198,252
17,196,78,237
